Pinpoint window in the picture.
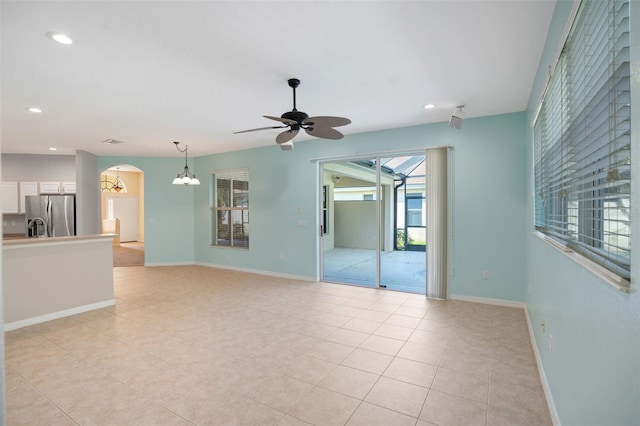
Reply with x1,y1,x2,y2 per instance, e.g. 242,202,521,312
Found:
212,169,249,248
534,0,631,282
406,194,424,227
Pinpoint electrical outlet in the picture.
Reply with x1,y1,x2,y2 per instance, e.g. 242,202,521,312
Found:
279,253,285,260
482,271,490,279
549,333,553,353
541,319,546,333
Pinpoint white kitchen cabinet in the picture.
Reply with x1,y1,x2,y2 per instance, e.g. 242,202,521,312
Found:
2,182,19,214
61,182,76,194
39,181,61,194
19,182,38,213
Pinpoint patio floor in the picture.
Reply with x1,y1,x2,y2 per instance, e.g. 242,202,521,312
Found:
322,248,426,294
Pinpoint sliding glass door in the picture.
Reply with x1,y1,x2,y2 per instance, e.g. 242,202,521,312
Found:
320,153,427,294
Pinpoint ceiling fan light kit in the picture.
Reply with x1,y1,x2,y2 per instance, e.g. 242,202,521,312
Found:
234,78,351,149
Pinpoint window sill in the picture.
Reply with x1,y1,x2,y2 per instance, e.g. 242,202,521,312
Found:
533,231,631,293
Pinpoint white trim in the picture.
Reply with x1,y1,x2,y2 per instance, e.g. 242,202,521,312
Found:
525,308,561,426
143,261,194,267
309,146,452,163
195,261,316,282
448,294,526,309
4,299,116,331
533,231,630,293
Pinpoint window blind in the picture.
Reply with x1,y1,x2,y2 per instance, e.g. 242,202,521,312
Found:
534,0,631,281
212,169,249,248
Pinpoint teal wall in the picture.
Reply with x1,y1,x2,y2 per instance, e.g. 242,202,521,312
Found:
98,113,528,301
193,112,528,301
97,156,195,265
524,1,640,425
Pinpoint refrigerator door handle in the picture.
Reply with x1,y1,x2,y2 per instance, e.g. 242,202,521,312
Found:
46,198,53,237
64,197,71,236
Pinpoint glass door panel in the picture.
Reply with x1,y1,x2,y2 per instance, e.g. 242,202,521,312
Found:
321,161,377,288
379,155,426,294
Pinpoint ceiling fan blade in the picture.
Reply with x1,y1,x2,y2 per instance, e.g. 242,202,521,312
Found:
264,115,297,125
306,116,351,128
233,126,287,134
276,128,299,144
305,127,344,140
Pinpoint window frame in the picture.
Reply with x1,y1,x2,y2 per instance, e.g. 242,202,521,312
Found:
211,168,249,249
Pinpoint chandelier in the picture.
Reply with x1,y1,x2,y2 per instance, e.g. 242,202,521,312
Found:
172,141,200,186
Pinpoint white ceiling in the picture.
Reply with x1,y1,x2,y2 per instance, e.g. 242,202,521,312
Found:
1,1,556,159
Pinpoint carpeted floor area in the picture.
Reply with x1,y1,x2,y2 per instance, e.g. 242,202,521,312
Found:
113,242,144,267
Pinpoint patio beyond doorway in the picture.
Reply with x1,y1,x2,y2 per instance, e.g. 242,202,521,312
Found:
323,248,426,294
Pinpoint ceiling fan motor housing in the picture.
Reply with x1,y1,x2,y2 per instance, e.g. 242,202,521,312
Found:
282,110,309,125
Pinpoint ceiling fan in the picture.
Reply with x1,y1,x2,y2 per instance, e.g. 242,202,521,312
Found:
234,78,351,149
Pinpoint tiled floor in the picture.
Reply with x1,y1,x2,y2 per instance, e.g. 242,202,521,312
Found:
4,265,551,425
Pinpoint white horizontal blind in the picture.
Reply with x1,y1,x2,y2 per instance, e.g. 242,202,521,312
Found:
212,169,249,248
534,0,631,280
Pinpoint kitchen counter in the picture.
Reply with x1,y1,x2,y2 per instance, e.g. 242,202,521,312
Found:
3,234,116,330
3,233,115,246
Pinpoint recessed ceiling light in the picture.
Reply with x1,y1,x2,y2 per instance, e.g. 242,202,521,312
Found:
48,147,57,151
46,32,73,45
423,104,436,109
27,107,42,113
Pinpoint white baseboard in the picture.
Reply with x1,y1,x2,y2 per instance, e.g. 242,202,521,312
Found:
4,299,116,331
143,261,195,267
448,293,526,309
524,308,561,426
195,261,316,282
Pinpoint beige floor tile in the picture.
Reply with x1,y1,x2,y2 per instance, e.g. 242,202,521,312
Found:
383,357,438,388
431,367,489,403
243,374,314,412
385,313,421,328
275,414,313,425
490,355,541,389
326,328,370,347
366,302,401,313
346,401,417,426
283,353,337,384
318,364,379,399
420,389,487,426
306,340,355,363
489,377,549,418
488,404,552,426
373,323,414,340
341,348,394,375
395,306,429,318
440,348,492,376
355,309,392,323
4,266,550,425
408,329,450,348
359,334,404,356
287,386,360,426
365,376,428,417
342,318,382,334
397,341,445,366
6,398,76,426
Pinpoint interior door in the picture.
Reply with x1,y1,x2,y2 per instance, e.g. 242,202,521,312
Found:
106,196,138,242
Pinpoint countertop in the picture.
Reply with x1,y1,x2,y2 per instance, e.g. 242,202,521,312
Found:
3,234,115,248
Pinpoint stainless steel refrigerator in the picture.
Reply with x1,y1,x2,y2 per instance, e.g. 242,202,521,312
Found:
25,195,76,237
